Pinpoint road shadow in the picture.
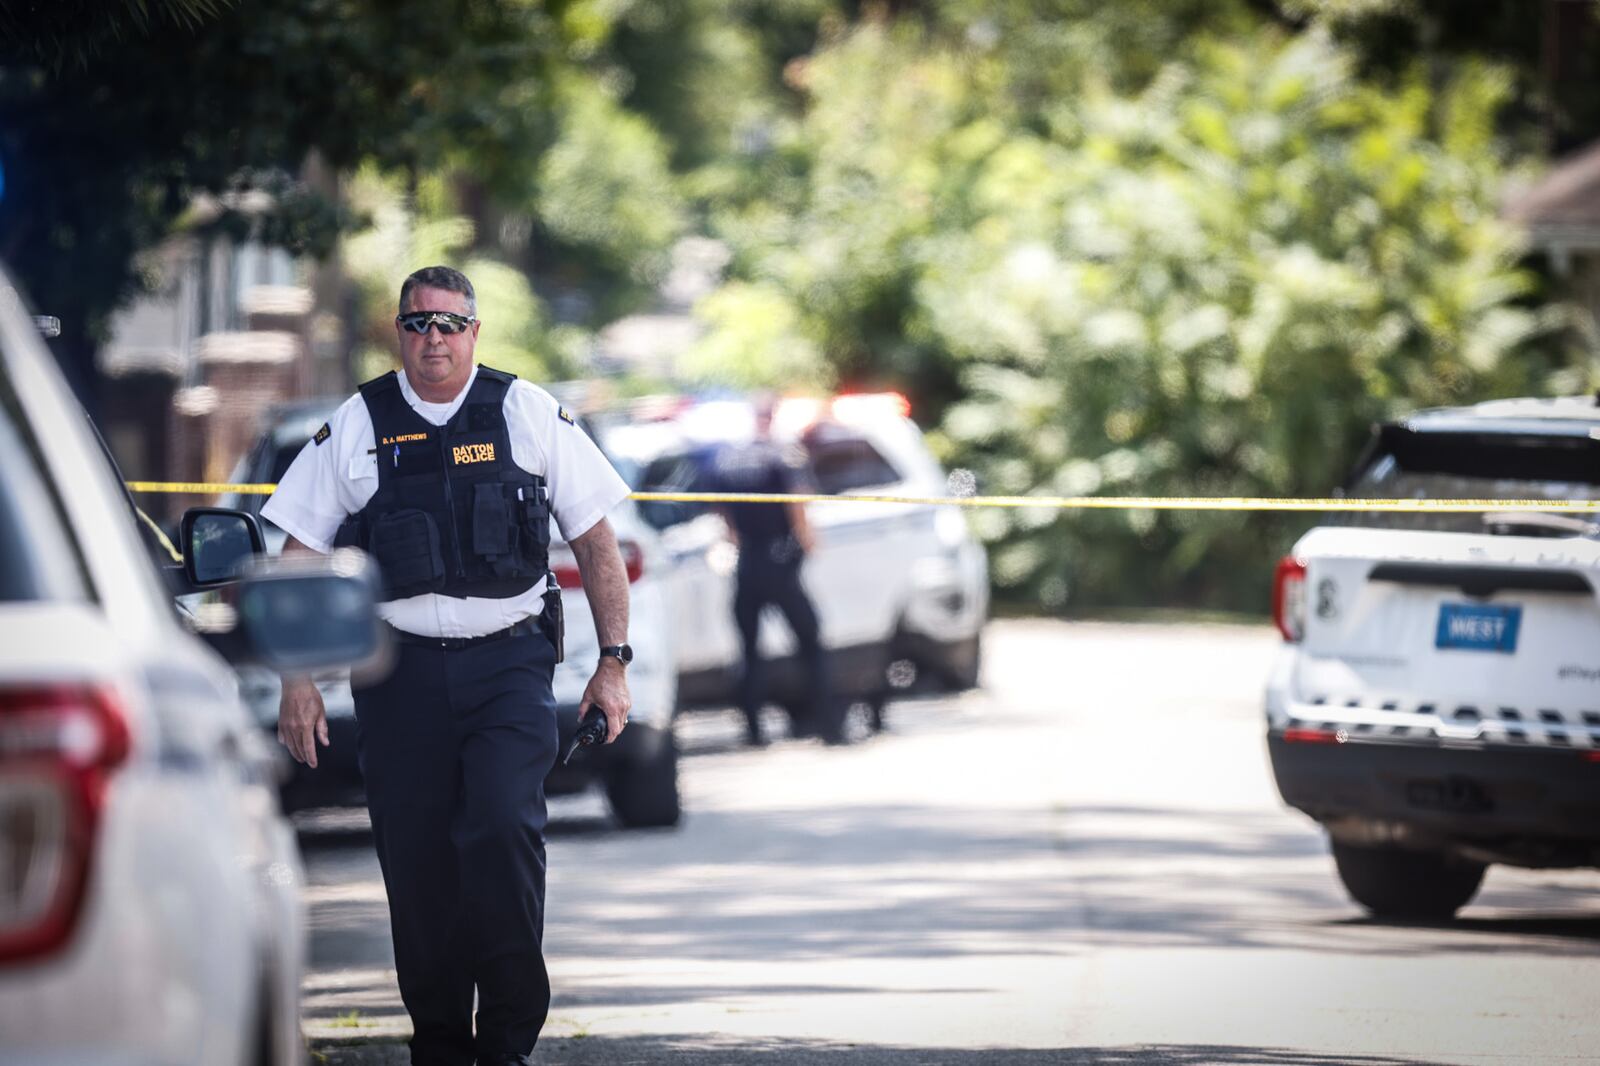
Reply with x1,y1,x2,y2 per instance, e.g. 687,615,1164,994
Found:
313,1036,1464,1066
539,801,1600,975
293,806,374,847
1335,913,1600,943
538,1039,1462,1066
294,799,632,848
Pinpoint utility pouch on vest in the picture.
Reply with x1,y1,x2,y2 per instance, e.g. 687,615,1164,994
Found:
367,508,445,596
332,514,364,551
471,483,516,574
517,484,552,558
540,572,564,664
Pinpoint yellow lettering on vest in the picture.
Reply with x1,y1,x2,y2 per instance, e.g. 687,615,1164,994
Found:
452,442,496,465
381,432,429,446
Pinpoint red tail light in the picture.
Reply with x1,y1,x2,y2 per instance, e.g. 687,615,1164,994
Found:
0,684,130,963
1273,556,1307,643
551,540,645,590
1282,726,1341,744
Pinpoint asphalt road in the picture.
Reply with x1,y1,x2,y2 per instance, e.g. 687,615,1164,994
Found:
302,620,1600,1065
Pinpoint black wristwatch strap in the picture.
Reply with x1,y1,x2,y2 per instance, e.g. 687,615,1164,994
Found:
599,644,633,665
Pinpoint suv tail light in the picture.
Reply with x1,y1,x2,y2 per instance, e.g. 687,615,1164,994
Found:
0,684,130,963
1273,556,1307,643
551,539,645,590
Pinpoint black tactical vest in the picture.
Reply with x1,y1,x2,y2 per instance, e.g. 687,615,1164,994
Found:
333,366,551,601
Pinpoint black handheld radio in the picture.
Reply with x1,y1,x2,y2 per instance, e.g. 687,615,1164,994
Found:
561,706,609,766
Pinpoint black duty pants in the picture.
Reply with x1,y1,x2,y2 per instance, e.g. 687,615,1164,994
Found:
353,628,558,1066
734,553,833,738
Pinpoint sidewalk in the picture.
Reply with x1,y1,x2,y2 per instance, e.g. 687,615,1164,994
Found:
308,1035,1460,1065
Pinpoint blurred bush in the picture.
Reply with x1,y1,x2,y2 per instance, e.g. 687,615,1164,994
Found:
689,10,1584,611
342,167,574,387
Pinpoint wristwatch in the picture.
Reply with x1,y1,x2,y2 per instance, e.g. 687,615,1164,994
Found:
599,644,633,667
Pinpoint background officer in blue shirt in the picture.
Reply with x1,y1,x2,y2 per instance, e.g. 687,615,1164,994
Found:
708,398,840,746
263,266,633,1066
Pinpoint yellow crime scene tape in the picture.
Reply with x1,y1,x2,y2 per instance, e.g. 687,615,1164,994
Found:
124,481,1600,514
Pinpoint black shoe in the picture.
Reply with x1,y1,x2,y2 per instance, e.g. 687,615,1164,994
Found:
476,1054,533,1066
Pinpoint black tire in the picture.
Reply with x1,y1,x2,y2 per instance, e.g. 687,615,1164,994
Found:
939,631,982,691
605,735,682,829
782,702,814,739
867,694,887,733
1330,840,1485,919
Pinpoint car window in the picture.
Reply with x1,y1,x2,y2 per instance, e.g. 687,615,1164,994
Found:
1338,429,1600,533
636,452,709,530
805,433,901,495
268,441,302,485
0,376,90,602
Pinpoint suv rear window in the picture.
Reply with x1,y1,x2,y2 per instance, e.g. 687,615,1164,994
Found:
806,434,900,495
1340,428,1600,533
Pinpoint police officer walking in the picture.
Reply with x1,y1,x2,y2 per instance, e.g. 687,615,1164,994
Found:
707,398,840,746
263,266,634,1066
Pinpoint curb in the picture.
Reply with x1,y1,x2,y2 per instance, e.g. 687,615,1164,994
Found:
308,1037,410,1065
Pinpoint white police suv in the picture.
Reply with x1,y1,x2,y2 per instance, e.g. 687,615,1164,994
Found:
598,392,990,729
1265,396,1600,918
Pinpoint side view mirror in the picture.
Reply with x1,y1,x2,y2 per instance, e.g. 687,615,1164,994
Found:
191,549,390,675
182,507,265,588
235,550,387,674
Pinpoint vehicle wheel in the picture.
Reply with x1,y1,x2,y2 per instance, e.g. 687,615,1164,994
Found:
1330,840,1485,919
605,736,682,829
938,632,982,691
782,702,815,739
867,694,887,733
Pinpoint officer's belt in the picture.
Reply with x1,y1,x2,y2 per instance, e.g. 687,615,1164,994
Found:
387,618,537,651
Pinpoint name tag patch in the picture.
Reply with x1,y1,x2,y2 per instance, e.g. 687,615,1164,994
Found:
381,432,428,445
452,442,496,465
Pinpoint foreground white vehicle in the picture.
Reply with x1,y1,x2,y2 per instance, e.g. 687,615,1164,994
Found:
1265,397,1600,918
0,269,378,1063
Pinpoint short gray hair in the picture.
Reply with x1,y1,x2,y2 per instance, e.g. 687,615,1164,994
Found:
399,265,476,316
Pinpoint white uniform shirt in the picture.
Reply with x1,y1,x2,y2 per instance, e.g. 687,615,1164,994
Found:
261,365,629,638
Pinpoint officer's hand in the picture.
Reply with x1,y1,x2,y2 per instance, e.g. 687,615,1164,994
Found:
580,660,632,744
278,676,330,768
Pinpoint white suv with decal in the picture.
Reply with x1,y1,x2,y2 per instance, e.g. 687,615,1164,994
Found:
1266,396,1600,918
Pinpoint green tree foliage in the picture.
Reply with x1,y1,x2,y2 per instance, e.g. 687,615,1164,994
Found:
689,10,1578,610
532,78,688,301
0,0,580,406
341,167,576,386
0,0,232,69
1281,0,1600,150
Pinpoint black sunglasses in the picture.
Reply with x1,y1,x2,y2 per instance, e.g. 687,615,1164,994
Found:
397,311,477,335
